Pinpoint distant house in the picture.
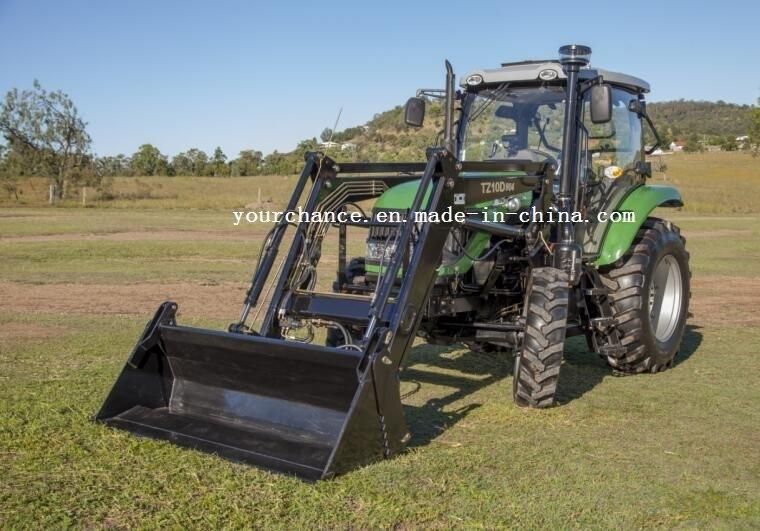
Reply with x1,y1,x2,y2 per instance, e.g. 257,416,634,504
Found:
340,143,357,151
318,141,341,149
669,141,684,152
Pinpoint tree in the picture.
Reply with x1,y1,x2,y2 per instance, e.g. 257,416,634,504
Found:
211,146,229,176
0,80,93,199
171,152,193,176
750,98,760,157
320,128,333,142
186,148,209,176
683,139,702,153
297,137,319,154
261,150,290,175
96,154,131,176
683,133,703,153
721,135,738,152
231,149,263,176
0,144,21,200
131,144,169,175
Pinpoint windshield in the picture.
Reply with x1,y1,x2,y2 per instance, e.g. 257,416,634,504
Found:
459,85,566,164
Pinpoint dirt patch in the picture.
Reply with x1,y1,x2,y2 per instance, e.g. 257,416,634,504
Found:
681,228,754,239
689,276,760,327
0,281,250,320
1,275,757,327
0,229,268,243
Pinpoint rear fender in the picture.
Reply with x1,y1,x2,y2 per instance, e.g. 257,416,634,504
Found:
593,185,682,267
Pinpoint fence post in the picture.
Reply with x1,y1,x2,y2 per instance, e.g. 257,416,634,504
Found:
82,187,87,207
49,184,54,205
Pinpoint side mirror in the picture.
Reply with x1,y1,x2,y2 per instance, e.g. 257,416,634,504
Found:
404,97,425,127
589,84,612,124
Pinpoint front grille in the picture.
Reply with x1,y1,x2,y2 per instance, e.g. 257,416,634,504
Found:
367,208,406,243
367,223,399,243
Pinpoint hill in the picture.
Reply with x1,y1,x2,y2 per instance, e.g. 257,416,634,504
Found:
647,100,753,140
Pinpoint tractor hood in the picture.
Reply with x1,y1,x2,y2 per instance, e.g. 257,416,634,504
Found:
374,179,431,211
373,177,531,212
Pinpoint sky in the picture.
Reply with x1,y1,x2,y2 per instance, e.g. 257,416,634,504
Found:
1,0,758,158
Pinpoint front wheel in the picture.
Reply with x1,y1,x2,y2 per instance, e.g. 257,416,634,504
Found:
513,267,569,408
600,218,690,373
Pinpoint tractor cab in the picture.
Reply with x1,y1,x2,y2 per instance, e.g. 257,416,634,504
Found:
455,59,651,168
451,59,657,256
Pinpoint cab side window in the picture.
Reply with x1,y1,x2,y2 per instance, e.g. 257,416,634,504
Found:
582,88,643,180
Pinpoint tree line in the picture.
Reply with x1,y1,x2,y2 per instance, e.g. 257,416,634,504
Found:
1,80,759,202
99,145,267,178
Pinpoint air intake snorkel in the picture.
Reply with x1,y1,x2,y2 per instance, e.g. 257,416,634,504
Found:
554,44,591,283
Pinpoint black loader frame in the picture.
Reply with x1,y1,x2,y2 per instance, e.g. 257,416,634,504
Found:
97,149,554,480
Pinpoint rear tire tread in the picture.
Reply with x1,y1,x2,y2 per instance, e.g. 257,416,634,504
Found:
599,218,690,374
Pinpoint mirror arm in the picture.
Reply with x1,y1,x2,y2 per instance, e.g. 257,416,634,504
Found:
642,111,663,155
579,75,604,95
416,89,446,99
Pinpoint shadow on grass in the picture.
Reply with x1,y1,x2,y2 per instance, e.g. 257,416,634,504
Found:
674,324,703,367
557,325,703,403
401,343,513,448
399,325,703,447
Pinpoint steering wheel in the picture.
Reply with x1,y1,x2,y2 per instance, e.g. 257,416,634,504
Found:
520,148,559,166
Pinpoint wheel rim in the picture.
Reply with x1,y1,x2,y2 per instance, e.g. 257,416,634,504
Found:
648,254,683,342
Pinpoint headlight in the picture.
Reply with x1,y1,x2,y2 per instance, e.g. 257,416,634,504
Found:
506,196,521,212
490,192,528,212
367,242,397,262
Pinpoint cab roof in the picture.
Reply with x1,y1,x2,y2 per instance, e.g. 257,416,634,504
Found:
462,60,650,93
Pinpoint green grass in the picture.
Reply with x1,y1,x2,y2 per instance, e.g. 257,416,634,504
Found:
0,240,257,284
0,208,231,236
1,150,759,527
1,314,758,527
0,175,299,210
650,152,760,214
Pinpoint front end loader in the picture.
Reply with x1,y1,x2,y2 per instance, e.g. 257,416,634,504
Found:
96,45,690,479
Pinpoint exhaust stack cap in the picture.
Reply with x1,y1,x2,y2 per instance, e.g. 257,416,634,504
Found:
558,44,591,67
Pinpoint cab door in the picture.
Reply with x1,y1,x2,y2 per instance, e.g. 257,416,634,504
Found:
578,87,645,256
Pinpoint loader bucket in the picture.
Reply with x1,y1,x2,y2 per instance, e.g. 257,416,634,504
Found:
96,302,392,480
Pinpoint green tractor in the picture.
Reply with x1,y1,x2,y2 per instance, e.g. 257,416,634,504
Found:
97,45,690,479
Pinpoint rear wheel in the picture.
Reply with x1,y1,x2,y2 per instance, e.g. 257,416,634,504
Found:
513,267,569,408
599,218,690,373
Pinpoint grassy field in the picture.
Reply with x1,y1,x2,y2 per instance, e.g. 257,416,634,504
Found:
1,152,759,528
